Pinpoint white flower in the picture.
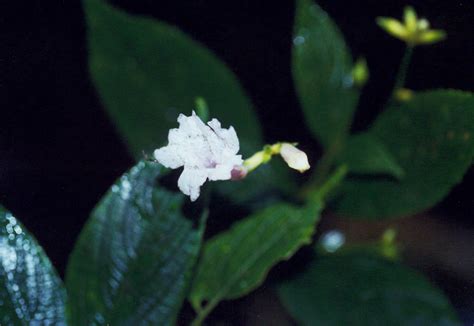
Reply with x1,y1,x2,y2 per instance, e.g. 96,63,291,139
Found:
279,143,310,173
154,111,243,201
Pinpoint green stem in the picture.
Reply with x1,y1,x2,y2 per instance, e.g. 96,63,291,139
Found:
190,296,221,326
393,45,414,93
312,165,348,202
300,138,344,199
312,140,343,187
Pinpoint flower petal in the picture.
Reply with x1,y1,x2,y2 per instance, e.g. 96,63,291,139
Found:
280,143,310,173
376,17,408,41
178,166,208,201
154,146,183,169
417,30,446,44
154,111,244,200
208,119,240,154
207,153,243,181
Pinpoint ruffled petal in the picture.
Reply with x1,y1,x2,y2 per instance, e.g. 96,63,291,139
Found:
178,166,208,201
153,145,183,169
208,119,239,154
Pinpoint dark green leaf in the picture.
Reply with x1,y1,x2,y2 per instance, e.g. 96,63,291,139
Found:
66,162,204,325
0,206,66,325
278,253,460,326
84,0,262,157
189,201,322,311
334,90,474,219
84,0,293,205
337,133,405,179
293,0,359,148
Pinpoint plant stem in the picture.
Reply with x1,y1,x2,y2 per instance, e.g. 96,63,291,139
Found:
312,165,348,202
190,296,221,326
312,140,343,187
299,138,344,200
393,45,414,93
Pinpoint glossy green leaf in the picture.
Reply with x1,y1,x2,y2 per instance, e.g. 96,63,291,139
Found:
337,133,405,179
189,201,322,311
66,162,204,325
334,90,474,219
278,253,460,326
0,206,66,325
293,0,359,148
84,0,262,158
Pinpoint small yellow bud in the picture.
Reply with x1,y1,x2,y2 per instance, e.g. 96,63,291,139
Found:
417,18,430,30
381,228,397,245
394,88,414,101
279,143,310,173
380,228,399,260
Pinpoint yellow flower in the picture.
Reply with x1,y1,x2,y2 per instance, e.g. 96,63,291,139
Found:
377,6,446,46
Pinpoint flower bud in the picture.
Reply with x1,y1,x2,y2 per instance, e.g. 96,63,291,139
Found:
352,57,369,87
279,143,310,173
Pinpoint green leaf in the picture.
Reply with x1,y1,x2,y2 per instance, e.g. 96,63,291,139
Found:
293,0,359,148
278,253,460,326
334,90,474,219
0,206,66,325
189,201,322,313
84,0,262,157
337,133,405,179
66,162,205,325
84,0,293,205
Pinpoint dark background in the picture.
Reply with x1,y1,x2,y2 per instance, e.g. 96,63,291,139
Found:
0,0,473,323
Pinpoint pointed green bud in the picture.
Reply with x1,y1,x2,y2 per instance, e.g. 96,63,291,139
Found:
195,97,209,122
380,228,399,260
352,57,369,87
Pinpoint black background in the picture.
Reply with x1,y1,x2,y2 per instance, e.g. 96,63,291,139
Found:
0,0,473,322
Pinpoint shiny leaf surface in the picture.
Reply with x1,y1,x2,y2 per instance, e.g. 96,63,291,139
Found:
66,162,204,325
334,90,474,219
189,201,322,310
0,206,66,325
278,253,460,326
293,0,359,148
